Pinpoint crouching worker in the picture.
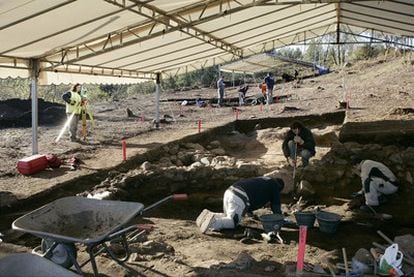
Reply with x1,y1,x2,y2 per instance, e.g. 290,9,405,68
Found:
353,160,399,209
282,121,315,167
196,176,284,234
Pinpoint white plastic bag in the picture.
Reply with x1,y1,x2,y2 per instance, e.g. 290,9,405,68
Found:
379,243,404,276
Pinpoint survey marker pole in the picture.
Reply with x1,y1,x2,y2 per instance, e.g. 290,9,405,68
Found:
30,59,40,155
155,72,161,129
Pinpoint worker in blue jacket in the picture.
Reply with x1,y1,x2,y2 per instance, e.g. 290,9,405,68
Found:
196,176,284,233
264,72,275,104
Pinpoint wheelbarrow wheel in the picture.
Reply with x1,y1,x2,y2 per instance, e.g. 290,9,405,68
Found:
41,239,77,269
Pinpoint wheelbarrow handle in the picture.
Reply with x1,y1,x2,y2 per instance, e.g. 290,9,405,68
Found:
173,194,188,201
142,194,188,213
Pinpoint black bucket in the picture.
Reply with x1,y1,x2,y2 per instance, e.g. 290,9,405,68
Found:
259,214,284,232
294,211,316,228
316,211,341,234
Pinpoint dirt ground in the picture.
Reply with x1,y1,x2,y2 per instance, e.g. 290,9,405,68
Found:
0,55,413,276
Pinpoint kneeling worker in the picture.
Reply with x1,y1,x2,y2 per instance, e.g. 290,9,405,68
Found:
353,159,399,209
196,176,284,233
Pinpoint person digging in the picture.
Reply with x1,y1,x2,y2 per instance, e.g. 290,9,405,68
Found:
196,176,284,234
282,121,315,168
352,159,398,220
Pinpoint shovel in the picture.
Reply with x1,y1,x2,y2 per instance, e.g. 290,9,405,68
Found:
366,205,393,220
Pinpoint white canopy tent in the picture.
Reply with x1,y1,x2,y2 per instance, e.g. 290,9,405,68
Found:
0,0,413,153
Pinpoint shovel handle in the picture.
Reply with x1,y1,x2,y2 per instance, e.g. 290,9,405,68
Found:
142,194,188,213
173,194,188,200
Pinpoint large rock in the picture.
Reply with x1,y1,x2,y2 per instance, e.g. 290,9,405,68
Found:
257,127,289,142
183,143,205,151
211,148,226,155
312,126,340,147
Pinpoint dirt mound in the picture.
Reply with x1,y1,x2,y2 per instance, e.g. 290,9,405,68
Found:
0,98,66,128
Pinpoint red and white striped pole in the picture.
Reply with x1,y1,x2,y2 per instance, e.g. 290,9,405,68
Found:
122,140,127,161
296,225,308,274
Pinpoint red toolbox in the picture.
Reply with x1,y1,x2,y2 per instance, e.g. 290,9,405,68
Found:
17,154,48,175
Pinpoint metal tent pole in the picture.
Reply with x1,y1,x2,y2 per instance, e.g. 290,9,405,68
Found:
30,59,40,155
155,73,161,129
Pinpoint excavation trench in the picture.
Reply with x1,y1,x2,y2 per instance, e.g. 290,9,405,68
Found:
3,110,414,265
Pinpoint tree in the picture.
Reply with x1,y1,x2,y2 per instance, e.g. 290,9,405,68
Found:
303,40,324,64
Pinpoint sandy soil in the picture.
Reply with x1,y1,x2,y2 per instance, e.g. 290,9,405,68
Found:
0,55,413,276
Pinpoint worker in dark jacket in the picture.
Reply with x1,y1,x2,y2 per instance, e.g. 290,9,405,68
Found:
196,176,284,233
264,72,275,104
282,121,315,167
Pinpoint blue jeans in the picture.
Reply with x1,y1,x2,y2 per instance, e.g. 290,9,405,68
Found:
266,88,273,104
288,140,312,167
239,92,245,106
218,88,224,105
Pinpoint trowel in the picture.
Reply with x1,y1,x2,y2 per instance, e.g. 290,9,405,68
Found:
366,205,393,220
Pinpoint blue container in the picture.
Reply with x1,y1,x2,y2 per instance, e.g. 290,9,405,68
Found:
316,211,341,234
294,211,316,228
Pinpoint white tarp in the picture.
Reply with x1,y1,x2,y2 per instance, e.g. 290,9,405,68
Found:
0,0,412,82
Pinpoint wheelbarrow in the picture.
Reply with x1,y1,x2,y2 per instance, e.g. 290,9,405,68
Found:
12,194,187,276
0,253,80,277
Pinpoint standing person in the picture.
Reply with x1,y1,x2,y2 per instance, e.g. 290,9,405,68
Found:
62,83,83,142
264,72,275,104
352,160,399,209
238,84,249,106
282,121,315,167
196,176,284,233
217,77,225,107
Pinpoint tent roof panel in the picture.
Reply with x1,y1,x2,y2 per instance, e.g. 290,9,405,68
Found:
0,0,69,27
0,0,412,81
0,1,151,57
73,32,197,66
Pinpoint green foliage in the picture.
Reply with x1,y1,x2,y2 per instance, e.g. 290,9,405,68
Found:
275,48,303,60
303,40,324,63
350,45,384,61
0,79,157,103
0,78,30,100
162,66,218,90
130,81,156,95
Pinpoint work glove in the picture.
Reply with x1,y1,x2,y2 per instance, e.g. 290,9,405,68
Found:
293,136,304,145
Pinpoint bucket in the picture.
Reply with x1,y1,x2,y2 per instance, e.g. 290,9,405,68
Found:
259,214,284,232
294,211,316,228
315,211,341,234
